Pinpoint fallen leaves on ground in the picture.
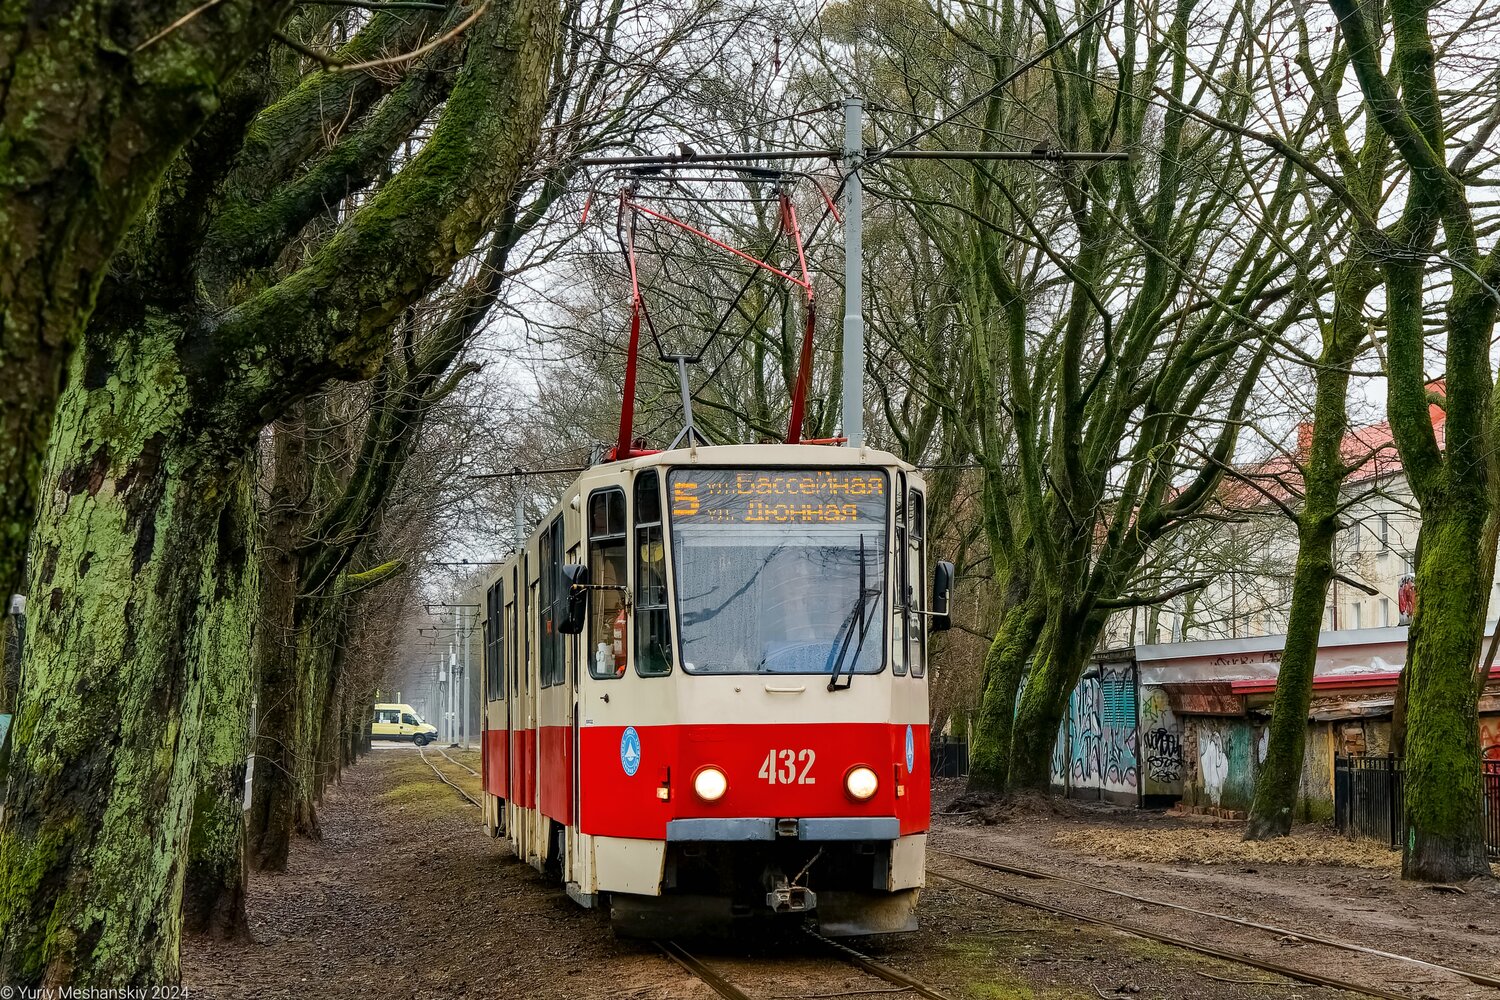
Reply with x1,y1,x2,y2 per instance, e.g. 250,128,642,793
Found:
1049,825,1402,870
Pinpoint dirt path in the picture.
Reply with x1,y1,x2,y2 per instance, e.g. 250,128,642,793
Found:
182,746,678,999
185,752,1389,1000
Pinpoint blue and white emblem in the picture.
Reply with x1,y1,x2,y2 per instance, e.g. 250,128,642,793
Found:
904,725,915,774
620,726,642,777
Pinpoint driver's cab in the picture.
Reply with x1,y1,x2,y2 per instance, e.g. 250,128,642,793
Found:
372,702,438,746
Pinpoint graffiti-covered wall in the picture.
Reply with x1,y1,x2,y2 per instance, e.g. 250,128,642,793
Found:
1139,686,1183,804
1051,659,1140,804
1179,717,1258,814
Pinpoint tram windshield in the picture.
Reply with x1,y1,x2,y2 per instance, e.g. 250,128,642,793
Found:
666,468,889,675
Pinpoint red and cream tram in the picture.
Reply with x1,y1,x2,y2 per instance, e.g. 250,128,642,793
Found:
477,443,951,936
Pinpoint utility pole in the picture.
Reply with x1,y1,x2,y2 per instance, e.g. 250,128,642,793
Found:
446,641,456,744
435,649,446,742
841,96,864,449
458,605,470,751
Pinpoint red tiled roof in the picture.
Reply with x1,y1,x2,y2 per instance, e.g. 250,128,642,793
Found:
1216,385,1445,511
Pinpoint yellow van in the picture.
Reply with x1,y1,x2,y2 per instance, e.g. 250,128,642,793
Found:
371,703,439,746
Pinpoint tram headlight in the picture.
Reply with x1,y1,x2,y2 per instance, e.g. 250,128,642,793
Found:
693,766,728,802
844,766,879,802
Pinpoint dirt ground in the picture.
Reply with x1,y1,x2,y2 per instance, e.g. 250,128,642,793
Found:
182,756,1495,1000
929,780,1500,1000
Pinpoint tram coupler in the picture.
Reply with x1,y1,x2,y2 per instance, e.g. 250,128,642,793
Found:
765,873,817,914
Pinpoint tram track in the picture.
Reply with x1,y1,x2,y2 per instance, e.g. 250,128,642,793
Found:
930,848,1496,999
434,744,480,778
411,750,1445,998
658,934,954,1000
418,744,482,808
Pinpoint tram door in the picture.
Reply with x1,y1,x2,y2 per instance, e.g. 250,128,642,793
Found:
535,513,575,877
565,537,582,887
522,552,538,865
505,566,519,842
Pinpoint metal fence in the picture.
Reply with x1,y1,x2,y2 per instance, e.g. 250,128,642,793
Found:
931,735,970,779
1334,753,1500,859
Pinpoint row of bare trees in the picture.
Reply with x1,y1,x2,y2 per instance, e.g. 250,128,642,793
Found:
519,0,1500,881
0,0,766,984
1,0,1497,987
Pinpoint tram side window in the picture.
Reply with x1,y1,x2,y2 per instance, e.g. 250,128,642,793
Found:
485,581,505,701
893,478,909,677
509,566,520,696
634,471,671,676
909,489,927,678
588,488,628,679
539,517,566,688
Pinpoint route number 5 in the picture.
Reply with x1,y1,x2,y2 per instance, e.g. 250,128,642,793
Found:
758,749,815,785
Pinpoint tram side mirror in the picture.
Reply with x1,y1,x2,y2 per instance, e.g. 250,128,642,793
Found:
560,563,590,635
931,560,955,633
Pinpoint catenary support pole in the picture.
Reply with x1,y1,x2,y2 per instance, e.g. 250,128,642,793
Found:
460,607,470,751
841,96,864,448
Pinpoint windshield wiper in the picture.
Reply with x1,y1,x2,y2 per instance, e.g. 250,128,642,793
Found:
825,535,879,692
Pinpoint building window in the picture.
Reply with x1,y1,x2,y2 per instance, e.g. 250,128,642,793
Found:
587,488,627,679
1380,597,1390,627
1403,551,1416,576
1352,602,1362,630
1350,522,1362,554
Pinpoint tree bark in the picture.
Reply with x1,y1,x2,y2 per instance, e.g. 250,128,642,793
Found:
1007,618,1095,793
966,596,1045,794
2,0,562,978
1401,507,1491,880
247,414,310,871
1243,515,1339,838
0,0,291,602
182,465,258,940
1245,262,1374,840
0,330,238,984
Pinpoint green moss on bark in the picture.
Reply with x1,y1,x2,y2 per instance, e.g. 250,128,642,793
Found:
182,465,257,940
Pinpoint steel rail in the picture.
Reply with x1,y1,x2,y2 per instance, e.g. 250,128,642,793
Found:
418,746,482,808
930,867,1408,1000
435,745,479,778
656,942,755,1000
935,848,1500,991
807,930,955,1000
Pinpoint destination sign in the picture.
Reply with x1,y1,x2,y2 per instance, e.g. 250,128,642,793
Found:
668,469,888,525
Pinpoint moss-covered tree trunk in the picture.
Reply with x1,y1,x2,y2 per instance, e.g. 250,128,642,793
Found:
1245,262,1376,840
182,465,258,940
0,0,292,602
0,331,237,984
2,0,561,979
1326,0,1497,882
291,606,343,836
1244,514,1339,837
966,596,1045,793
247,415,308,871
1400,504,1491,879
1,605,21,713
1007,616,1095,793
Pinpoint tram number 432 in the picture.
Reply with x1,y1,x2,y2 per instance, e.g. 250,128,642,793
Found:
758,749,815,785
